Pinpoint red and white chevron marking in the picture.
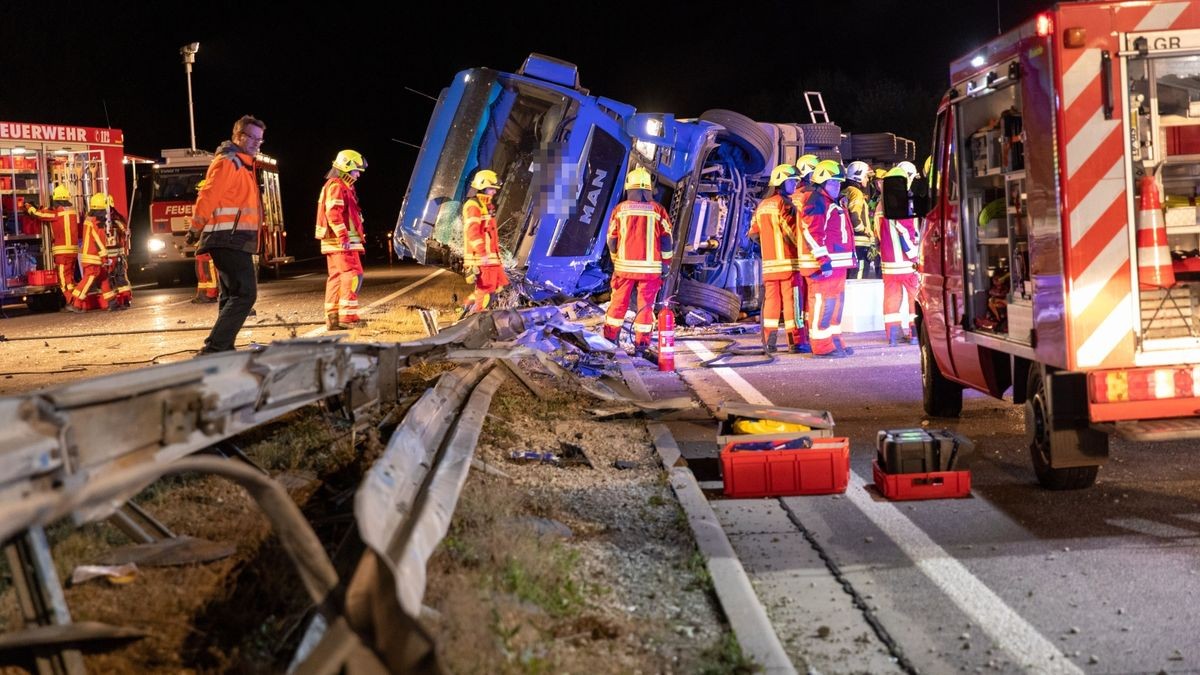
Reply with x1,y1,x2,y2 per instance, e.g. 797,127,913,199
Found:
1059,1,1196,369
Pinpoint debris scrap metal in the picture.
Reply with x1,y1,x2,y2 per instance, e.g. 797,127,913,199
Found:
0,305,673,674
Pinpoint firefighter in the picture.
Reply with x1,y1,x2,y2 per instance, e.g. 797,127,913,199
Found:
749,164,802,353
460,169,509,316
602,166,673,356
845,161,878,279
191,179,219,304
879,162,921,346
71,193,116,312
788,154,821,353
25,184,81,302
316,150,368,330
801,160,856,358
104,195,133,308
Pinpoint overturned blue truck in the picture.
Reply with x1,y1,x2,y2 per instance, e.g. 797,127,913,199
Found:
393,53,914,322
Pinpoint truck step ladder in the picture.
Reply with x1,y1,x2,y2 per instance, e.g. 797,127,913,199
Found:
804,91,830,125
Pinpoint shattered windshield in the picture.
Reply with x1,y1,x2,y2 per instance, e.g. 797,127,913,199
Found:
419,71,573,264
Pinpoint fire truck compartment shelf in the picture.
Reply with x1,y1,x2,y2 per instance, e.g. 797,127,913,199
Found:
3,234,40,241
1106,418,1200,442
964,329,1038,360
1159,115,1200,128
979,237,1009,245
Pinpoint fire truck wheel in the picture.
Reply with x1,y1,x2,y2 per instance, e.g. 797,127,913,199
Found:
699,110,772,175
1024,367,1102,490
919,323,963,417
678,278,741,323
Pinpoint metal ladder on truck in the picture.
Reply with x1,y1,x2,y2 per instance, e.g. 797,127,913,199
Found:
804,91,829,125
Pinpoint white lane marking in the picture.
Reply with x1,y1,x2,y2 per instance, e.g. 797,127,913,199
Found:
689,352,1080,673
292,272,317,279
132,282,157,290
302,268,446,338
682,340,772,405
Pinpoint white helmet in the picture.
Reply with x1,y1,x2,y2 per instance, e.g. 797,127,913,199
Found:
895,161,919,182
846,161,871,185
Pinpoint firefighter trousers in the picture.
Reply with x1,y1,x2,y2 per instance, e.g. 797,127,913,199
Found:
54,253,77,296
325,251,364,323
73,264,114,310
854,245,880,279
761,276,800,344
196,253,219,299
807,270,847,355
108,256,131,306
604,274,661,347
883,271,919,339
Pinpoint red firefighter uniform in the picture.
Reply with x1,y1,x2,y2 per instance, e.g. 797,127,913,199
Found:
26,202,81,296
802,190,856,356
74,213,115,311
195,252,219,302
462,193,508,312
603,200,674,347
749,192,801,348
316,175,366,324
879,212,920,344
789,184,819,351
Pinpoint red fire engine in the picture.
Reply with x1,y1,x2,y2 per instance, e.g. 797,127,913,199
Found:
0,121,129,311
144,148,291,286
921,1,1200,489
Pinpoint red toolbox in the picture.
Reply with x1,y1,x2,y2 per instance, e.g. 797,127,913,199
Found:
872,460,971,501
26,270,58,286
721,436,849,498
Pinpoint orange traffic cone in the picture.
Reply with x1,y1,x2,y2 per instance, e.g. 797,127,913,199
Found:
1137,174,1176,290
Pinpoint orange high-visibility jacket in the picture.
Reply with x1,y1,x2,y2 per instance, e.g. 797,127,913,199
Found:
462,195,503,267
879,215,920,275
78,215,109,265
315,177,365,254
28,205,81,255
192,142,262,254
803,191,856,270
607,199,673,280
749,194,799,280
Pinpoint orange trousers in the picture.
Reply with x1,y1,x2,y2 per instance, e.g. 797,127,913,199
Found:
54,253,76,296
883,272,919,337
807,270,847,355
325,251,364,322
761,275,800,343
73,264,114,310
604,274,661,347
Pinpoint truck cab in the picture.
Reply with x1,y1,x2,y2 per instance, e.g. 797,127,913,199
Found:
920,1,1200,489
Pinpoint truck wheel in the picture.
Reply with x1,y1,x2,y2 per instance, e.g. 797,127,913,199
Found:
678,278,742,323
699,109,772,175
799,123,842,148
1024,367,1102,490
920,324,963,417
25,292,63,313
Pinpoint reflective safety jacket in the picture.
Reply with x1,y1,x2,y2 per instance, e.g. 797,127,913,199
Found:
803,190,856,270
792,186,820,274
28,204,81,255
193,141,262,254
105,212,130,259
879,215,920,275
606,199,673,280
845,182,874,248
315,176,365,254
462,194,502,267
78,214,109,265
749,194,799,280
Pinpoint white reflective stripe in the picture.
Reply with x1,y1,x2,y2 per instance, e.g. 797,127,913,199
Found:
605,316,625,327
326,199,346,205
1136,1,1189,31
1066,109,1118,178
1070,230,1128,319
633,323,653,333
811,246,829,257
660,346,675,354
1068,157,1124,248
213,207,242,216
883,312,906,322
1076,292,1134,368
763,319,780,328
1061,49,1100,112
828,252,853,261
1137,245,1172,263
784,320,797,329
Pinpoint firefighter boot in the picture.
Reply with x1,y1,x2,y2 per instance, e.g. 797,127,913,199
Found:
793,327,812,354
326,313,347,331
833,336,854,356
761,328,778,354
888,326,901,347
908,329,918,345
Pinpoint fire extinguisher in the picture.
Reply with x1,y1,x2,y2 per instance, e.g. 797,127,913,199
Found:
656,303,675,372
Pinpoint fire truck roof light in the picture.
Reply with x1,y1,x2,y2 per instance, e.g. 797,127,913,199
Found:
970,55,986,68
1036,13,1053,37
12,147,25,155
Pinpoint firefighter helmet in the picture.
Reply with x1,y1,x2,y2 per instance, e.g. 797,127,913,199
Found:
332,149,367,174
923,155,933,177
796,154,819,179
846,161,871,184
810,160,846,185
769,164,800,187
896,161,919,181
470,169,501,191
51,184,71,202
88,193,109,211
625,166,653,191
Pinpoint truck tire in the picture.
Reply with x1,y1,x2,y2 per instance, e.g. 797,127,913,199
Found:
799,123,842,148
850,133,897,158
1024,368,1102,490
699,109,772,175
809,147,842,162
920,323,963,417
678,277,742,322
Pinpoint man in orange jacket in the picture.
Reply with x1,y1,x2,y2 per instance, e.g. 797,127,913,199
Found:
184,115,265,355
316,149,367,330
25,184,80,302
71,193,117,312
460,169,509,316
603,166,674,356
750,165,803,353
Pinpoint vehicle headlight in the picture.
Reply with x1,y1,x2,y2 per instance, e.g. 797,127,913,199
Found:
147,239,166,253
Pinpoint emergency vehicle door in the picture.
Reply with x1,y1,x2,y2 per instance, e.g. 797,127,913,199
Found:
922,102,962,376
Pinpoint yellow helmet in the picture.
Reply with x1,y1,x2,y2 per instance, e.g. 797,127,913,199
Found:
52,184,72,202
332,149,367,173
923,155,933,177
470,169,501,191
795,154,819,179
769,164,800,187
810,160,846,185
625,166,653,191
88,193,110,211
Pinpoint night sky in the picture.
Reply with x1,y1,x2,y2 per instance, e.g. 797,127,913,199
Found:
0,0,1048,259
